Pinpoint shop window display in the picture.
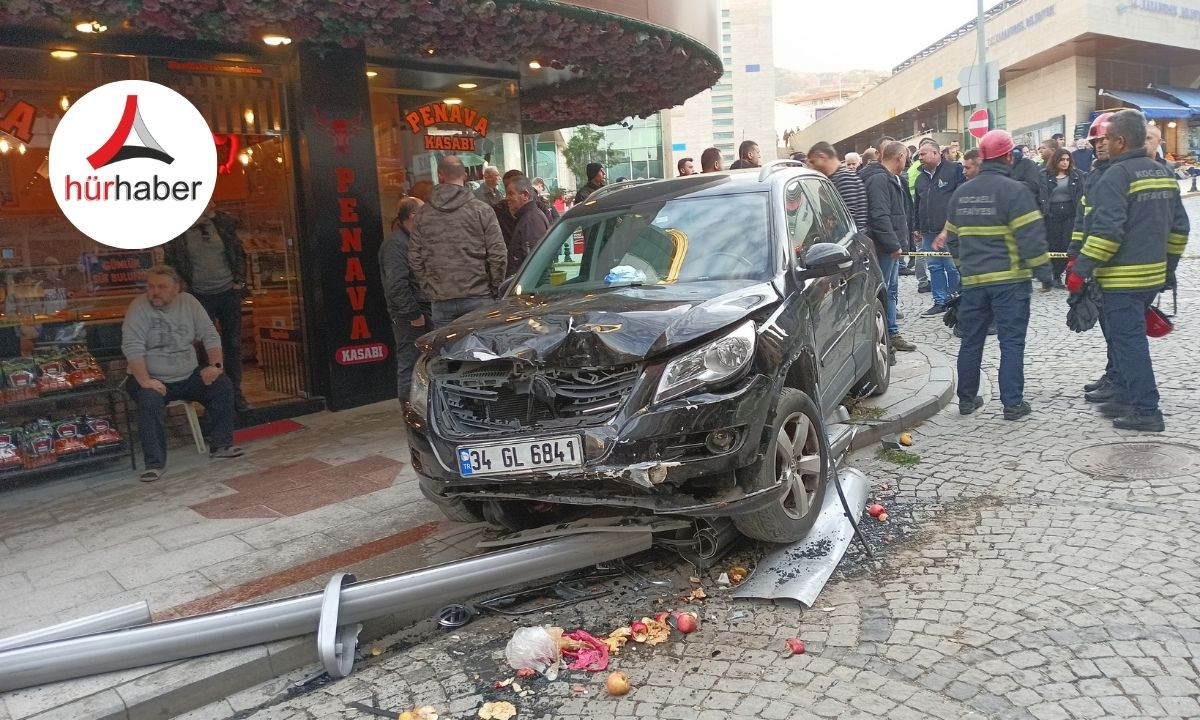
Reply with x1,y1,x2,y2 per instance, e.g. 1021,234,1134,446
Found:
0,48,308,410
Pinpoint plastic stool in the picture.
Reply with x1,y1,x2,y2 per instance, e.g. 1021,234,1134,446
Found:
168,400,208,454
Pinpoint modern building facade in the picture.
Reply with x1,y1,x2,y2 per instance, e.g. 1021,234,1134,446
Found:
666,0,775,174
0,0,721,429
791,0,1200,158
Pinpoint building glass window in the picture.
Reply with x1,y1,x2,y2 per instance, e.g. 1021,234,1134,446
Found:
711,95,733,105
713,84,732,93
721,9,730,17
714,131,735,140
598,114,664,180
722,22,731,30
369,67,522,228
723,46,732,55
0,47,307,406
722,34,731,42
711,107,733,115
713,119,734,127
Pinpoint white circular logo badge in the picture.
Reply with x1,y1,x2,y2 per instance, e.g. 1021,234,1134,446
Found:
49,80,217,250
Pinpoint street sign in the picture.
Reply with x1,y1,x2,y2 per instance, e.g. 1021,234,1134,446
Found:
968,109,990,139
956,61,999,106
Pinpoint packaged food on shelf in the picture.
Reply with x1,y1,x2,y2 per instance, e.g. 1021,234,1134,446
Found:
80,415,123,451
53,419,90,459
21,418,56,468
1,358,40,403
66,349,105,386
35,357,73,395
0,426,24,471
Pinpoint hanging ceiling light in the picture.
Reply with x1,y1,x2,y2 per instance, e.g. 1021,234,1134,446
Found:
243,108,255,126
50,50,78,60
366,70,378,78
528,60,542,70
75,20,107,33
443,97,463,105
458,82,478,89
17,143,26,155
262,34,291,46
0,138,10,154
60,95,70,111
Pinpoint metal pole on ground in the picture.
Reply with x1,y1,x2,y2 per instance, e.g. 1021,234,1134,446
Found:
0,532,652,692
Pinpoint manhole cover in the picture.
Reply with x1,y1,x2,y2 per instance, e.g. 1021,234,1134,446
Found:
1067,442,1200,480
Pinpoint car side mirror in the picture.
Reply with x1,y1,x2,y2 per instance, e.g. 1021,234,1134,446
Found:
798,242,852,280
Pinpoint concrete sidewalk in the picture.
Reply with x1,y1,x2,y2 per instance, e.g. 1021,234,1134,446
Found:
0,346,954,719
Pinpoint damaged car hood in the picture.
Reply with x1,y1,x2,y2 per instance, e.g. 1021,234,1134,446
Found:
421,280,782,366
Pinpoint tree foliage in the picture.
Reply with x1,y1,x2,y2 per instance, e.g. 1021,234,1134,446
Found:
563,126,612,187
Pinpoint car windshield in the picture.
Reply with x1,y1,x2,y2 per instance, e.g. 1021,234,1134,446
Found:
513,193,773,294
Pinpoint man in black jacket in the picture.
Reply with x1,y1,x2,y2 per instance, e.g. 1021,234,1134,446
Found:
162,202,250,412
504,176,551,276
861,141,916,353
914,143,966,316
1010,147,1048,213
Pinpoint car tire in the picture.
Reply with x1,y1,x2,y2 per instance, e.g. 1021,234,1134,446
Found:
733,388,829,544
859,298,891,397
419,481,486,523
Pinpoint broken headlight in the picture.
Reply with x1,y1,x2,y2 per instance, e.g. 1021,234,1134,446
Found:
410,357,431,417
655,321,756,403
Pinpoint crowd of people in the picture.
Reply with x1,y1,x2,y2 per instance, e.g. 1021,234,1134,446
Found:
795,110,1187,431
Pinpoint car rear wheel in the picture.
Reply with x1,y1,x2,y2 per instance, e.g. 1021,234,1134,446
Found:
733,388,829,543
859,298,891,397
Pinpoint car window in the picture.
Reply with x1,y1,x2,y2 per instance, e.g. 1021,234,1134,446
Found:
802,178,855,246
786,179,821,253
513,193,772,294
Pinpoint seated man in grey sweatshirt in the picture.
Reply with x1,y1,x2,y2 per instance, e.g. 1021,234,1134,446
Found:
122,265,243,482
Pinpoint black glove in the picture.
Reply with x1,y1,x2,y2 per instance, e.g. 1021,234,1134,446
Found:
942,293,960,329
1065,283,1100,332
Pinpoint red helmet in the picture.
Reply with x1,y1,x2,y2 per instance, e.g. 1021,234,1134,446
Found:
1145,305,1173,338
1088,112,1113,143
978,129,1014,160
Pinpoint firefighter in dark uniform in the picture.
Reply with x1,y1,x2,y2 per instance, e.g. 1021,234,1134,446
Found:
1067,109,1189,432
940,129,1052,421
1068,112,1116,401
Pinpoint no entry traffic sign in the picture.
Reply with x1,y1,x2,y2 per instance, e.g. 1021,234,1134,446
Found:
968,108,990,139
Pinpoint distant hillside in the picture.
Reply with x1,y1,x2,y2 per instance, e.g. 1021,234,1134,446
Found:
776,68,888,101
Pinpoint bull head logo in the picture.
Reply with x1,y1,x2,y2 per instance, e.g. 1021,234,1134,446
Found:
312,108,363,155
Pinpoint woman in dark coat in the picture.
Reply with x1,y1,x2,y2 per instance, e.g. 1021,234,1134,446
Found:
1042,148,1084,290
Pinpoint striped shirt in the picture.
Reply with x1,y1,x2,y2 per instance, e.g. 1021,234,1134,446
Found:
830,166,869,232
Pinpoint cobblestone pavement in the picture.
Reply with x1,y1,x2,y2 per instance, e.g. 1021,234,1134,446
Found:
218,245,1200,719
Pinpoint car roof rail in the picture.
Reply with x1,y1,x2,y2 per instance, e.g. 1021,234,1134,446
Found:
585,178,656,202
757,159,806,182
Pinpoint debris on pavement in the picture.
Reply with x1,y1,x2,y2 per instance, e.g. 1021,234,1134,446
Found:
784,638,806,656
670,611,699,634
604,627,631,654
899,432,914,446
560,629,610,671
398,708,439,720
605,671,631,696
504,626,560,680
635,616,670,645
678,586,706,603
478,701,517,720
867,503,886,518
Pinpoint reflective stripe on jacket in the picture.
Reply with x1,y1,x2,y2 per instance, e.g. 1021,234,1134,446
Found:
1073,149,1190,291
943,161,1050,288
1068,159,1109,258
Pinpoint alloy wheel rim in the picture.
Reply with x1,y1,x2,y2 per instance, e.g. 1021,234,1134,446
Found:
775,411,823,520
874,309,889,375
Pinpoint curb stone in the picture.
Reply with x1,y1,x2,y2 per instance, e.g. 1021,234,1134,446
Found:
841,344,956,453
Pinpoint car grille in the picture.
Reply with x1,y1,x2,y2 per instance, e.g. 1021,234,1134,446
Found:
433,362,640,436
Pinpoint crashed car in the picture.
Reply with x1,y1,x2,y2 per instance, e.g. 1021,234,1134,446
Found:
406,165,890,542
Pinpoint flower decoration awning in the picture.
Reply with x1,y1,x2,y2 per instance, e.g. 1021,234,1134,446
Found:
0,0,723,133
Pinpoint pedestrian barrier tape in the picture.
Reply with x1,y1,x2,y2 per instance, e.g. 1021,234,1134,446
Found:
901,251,1070,258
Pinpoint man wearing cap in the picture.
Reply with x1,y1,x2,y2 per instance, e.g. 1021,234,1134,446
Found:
1066,109,1189,432
940,129,1052,421
574,163,606,204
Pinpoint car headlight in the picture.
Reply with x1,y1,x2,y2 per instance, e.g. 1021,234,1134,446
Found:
409,357,430,417
655,321,756,403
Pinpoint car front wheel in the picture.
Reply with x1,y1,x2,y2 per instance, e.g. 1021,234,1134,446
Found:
733,388,829,543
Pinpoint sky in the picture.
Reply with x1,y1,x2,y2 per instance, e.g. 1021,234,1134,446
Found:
772,0,1002,73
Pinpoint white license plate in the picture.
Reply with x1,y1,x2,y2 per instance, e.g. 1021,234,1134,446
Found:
457,435,583,477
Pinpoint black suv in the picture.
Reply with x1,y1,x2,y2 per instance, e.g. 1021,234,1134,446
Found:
405,164,890,542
